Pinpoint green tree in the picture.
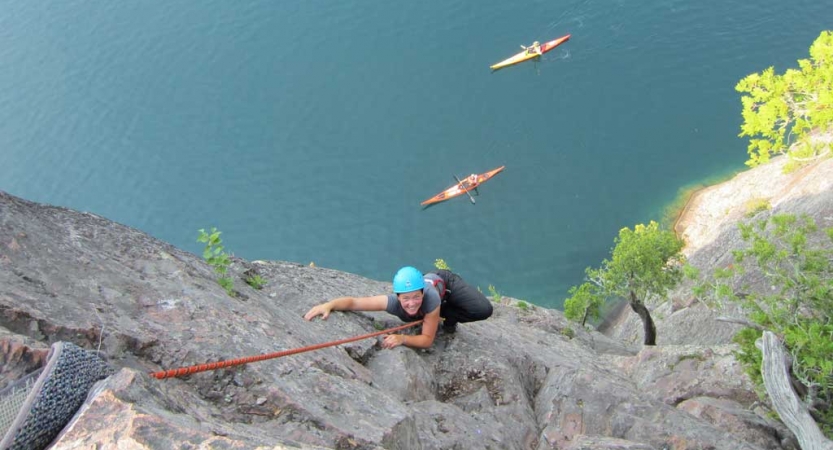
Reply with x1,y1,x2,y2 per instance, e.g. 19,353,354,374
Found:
695,214,833,435
736,31,833,171
564,277,603,326
564,221,684,345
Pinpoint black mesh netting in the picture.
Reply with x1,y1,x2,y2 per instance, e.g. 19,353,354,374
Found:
0,342,113,450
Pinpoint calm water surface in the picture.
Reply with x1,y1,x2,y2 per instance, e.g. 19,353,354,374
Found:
1,0,830,307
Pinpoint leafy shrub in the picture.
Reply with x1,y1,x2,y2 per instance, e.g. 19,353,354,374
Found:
697,214,833,435
245,274,267,290
736,31,833,170
197,227,234,297
487,285,502,303
564,282,602,326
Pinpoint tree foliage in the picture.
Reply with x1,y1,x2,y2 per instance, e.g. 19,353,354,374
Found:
696,214,833,436
736,31,833,171
564,280,603,326
564,221,685,345
434,258,451,271
197,227,235,297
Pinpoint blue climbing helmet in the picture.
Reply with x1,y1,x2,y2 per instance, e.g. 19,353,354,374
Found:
392,266,425,293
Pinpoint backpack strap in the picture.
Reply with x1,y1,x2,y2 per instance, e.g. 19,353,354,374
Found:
424,276,447,299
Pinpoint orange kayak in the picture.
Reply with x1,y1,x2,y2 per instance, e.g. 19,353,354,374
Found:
421,166,505,206
490,34,571,70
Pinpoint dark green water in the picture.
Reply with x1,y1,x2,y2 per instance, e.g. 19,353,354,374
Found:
0,0,829,307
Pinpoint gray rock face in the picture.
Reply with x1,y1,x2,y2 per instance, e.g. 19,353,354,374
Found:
677,397,797,450
53,368,331,449
603,346,795,450
0,189,799,449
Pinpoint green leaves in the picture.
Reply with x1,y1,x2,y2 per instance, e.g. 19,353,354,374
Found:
487,284,502,303
606,221,685,301
564,281,603,325
732,328,765,387
564,221,684,342
736,31,833,170
784,320,833,395
197,227,235,297
244,274,267,290
434,258,451,270
697,214,833,436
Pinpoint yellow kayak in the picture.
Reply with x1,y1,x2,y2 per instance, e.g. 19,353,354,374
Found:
490,34,571,71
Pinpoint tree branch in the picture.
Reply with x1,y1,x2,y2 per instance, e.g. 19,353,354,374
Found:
715,316,765,331
759,331,833,450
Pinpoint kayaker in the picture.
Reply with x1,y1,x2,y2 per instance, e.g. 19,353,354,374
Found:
303,266,493,349
460,174,477,189
521,41,542,56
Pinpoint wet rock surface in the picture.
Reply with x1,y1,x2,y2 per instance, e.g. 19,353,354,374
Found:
0,188,810,449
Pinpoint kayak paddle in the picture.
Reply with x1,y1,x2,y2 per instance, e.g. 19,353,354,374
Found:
453,175,476,205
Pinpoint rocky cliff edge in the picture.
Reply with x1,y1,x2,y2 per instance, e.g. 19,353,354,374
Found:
0,186,802,449
606,157,833,349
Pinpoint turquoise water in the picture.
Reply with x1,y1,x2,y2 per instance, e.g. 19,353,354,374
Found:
1,1,830,308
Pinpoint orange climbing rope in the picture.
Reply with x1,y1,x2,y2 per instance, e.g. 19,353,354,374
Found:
149,320,424,380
